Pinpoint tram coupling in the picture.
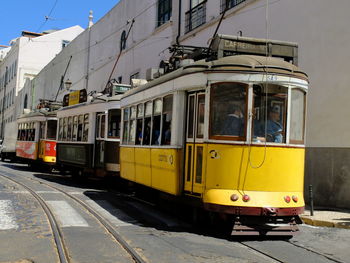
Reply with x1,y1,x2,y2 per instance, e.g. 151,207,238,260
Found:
231,216,301,236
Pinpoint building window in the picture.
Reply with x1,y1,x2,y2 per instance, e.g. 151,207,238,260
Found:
220,0,246,13
120,30,127,51
185,0,207,33
24,94,28,109
62,40,70,49
157,0,172,27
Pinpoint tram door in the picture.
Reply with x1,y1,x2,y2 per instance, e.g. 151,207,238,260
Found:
184,92,206,195
95,113,106,168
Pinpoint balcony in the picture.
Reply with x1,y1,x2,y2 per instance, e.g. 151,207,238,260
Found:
220,0,246,13
185,1,207,33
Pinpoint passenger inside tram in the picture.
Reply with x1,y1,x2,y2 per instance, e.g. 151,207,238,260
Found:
222,105,244,136
252,84,287,143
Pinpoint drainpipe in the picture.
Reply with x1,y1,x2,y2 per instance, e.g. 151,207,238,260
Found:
176,0,182,45
1,66,8,139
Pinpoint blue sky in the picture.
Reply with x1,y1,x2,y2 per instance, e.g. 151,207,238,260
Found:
0,0,119,46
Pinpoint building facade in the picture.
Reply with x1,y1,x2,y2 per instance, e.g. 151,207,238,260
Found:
22,0,350,208
0,26,84,137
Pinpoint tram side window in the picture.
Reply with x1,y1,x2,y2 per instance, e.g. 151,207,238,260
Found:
63,117,67,141
108,109,121,138
161,95,173,145
77,115,84,141
152,99,162,145
47,120,57,140
72,116,78,141
29,123,35,141
129,106,136,144
83,114,89,142
58,119,63,141
100,114,105,139
143,101,152,145
39,122,46,139
67,117,73,141
210,83,247,140
290,89,306,144
136,104,144,145
122,108,129,144
252,84,288,143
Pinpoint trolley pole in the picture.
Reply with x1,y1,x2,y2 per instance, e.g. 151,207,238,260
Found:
309,184,314,216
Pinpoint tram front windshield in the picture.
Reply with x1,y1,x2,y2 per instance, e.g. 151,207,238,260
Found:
210,82,305,144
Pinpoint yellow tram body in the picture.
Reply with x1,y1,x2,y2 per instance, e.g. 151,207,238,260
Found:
119,49,309,234
120,147,182,195
203,145,304,208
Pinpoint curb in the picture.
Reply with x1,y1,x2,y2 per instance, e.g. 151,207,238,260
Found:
300,216,350,230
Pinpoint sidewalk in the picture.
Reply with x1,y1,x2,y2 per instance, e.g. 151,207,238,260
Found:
300,208,350,230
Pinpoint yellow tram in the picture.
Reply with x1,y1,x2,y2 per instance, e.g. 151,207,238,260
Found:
119,36,308,235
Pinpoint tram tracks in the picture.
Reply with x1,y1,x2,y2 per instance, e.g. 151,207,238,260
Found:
0,171,147,263
0,166,346,263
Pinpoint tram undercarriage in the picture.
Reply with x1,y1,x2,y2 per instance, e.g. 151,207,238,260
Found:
231,215,302,236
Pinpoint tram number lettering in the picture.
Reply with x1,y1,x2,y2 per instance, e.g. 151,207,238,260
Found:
158,154,174,164
267,75,277,81
159,155,168,162
209,150,220,159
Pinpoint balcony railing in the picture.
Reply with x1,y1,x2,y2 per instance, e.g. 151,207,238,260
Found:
220,0,246,13
185,1,207,33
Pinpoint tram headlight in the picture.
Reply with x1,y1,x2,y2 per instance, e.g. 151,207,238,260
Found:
230,194,239,202
242,194,250,202
292,195,298,203
284,196,291,203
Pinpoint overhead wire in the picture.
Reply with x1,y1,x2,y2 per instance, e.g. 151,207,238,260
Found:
36,0,59,32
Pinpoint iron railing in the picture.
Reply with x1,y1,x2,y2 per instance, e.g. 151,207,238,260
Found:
185,1,207,33
220,0,246,13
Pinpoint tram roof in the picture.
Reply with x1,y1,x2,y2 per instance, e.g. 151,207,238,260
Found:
18,109,57,120
58,94,122,112
123,55,308,98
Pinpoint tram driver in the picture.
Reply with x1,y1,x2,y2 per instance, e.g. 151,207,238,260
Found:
266,105,283,143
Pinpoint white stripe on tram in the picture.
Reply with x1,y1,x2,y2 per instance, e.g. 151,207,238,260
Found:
47,201,89,227
0,200,18,230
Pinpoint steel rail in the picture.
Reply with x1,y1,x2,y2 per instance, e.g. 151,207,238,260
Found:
27,176,147,263
286,241,345,263
0,173,69,263
238,242,284,263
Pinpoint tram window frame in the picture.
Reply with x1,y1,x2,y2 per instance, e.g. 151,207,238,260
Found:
129,106,137,144
39,121,46,139
108,109,121,139
72,116,78,141
58,119,63,141
96,114,101,139
63,117,67,141
143,101,153,146
67,116,73,141
136,104,144,145
29,122,34,141
83,114,89,142
47,120,57,140
77,115,84,141
122,108,129,144
152,98,162,145
161,95,173,145
252,84,288,144
100,114,106,139
209,82,248,141
289,88,306,144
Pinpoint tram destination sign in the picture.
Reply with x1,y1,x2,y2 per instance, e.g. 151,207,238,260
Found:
63,89,87,107
212,34,298,65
